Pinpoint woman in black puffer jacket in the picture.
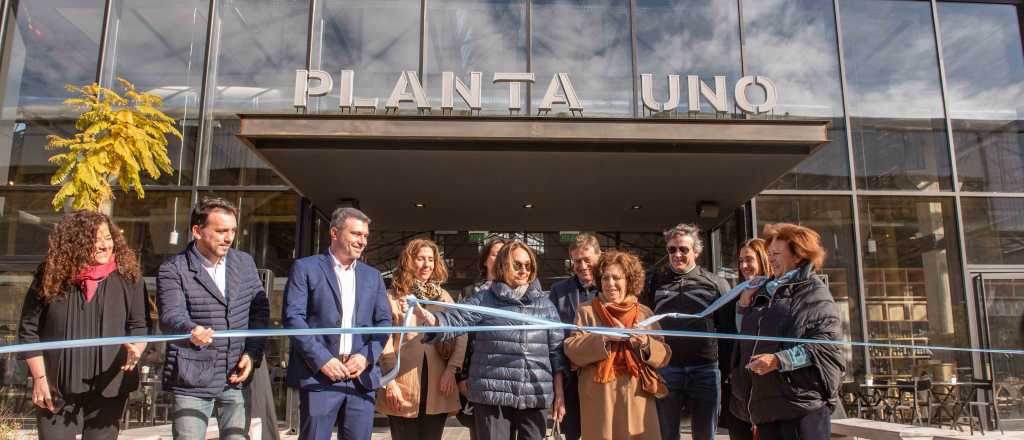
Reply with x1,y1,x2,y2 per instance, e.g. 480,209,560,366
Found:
411,240,566,440
731,224,845,440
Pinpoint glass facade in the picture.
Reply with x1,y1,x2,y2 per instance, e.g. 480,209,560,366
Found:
744,0,849,190
0,0,1021,424
858,196,971,380
938,2,1024,193
425,0,528,114
756,196,862,374
634,0,741,117
841,0,953,192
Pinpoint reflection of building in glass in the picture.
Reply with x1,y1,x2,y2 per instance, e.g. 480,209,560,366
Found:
0,0,1021,426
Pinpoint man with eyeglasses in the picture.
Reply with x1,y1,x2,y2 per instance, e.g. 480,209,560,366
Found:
641,223,731,440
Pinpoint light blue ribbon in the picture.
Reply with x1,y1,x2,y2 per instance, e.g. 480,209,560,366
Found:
6,296,1024,381
637,278,755,327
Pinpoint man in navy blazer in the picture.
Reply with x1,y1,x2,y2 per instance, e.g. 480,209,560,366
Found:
284,207,391,440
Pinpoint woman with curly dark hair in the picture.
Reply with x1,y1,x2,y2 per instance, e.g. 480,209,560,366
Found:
17,210,149,440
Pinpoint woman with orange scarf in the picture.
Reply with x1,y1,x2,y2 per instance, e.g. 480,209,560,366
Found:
564,250,670,440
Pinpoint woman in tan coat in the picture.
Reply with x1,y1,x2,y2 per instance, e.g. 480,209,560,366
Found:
378,239,468,440
564,250,671,440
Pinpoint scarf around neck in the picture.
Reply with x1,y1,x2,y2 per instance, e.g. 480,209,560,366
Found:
591,297,667,397
411,279,446,300
75,257,118,302
509,283,530,300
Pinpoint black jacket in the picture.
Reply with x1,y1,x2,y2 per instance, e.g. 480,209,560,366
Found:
18,270,150,398
549,275,598,326
729,262,846,425
641,265,731,367
427,280,566,409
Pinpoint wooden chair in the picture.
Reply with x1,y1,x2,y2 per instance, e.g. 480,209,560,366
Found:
965,379,1003,436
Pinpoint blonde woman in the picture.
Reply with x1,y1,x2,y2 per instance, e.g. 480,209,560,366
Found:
379,239,467,440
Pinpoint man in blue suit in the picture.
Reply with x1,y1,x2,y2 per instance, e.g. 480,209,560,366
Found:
284,207,391,440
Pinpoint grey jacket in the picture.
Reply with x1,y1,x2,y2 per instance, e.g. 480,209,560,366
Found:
427,280,567,409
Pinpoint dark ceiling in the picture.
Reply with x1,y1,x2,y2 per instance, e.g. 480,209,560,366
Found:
237,115,828,231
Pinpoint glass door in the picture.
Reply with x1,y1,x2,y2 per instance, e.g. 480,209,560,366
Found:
973,272,1024,424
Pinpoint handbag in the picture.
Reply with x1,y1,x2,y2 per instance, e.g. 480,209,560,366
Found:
546,420,565,440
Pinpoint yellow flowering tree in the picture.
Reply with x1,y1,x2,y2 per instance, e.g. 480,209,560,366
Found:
46,78,181,211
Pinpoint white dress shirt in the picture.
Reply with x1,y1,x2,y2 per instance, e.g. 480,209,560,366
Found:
199,253,226,298
332,255,357,355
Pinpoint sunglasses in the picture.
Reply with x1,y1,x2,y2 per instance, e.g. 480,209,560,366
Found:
666,246,692,256
512,261,534,272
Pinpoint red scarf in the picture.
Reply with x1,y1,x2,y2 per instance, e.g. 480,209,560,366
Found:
75,257,118,302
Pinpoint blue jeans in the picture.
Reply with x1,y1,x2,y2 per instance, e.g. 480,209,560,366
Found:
657,362,721,440
172,388,250,440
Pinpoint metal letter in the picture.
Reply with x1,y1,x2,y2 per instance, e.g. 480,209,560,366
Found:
734,75,778,115
538,73,584,114
385,71,431,112
687,75,727,114
640,73,680,113
339,70,379,112
441,71,483,112
294,69,332,110
339,70,355,109
294,70,309,109
493,72,535,112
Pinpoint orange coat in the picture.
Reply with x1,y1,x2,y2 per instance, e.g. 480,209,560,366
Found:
564,303,670,440
376,290,468,418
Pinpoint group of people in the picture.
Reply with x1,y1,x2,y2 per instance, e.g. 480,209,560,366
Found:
17,198,845,440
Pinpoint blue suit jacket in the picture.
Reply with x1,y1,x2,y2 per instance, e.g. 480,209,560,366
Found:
283,252,391,391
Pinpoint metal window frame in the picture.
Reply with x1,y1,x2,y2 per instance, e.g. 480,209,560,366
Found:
419,0,427,82
930,0,985,379
628,0,639,118
525,0,532,114
95,0,114,86
194,0,219,193
0,0,11,76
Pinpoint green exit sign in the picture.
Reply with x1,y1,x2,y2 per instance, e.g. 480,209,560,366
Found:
468,231,489,243
559,231,579,243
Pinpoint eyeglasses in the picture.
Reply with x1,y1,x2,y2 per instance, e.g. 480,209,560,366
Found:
666,246,692,256
512,261,533,272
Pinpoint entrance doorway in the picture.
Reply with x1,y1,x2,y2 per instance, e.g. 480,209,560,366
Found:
972,271,1024,426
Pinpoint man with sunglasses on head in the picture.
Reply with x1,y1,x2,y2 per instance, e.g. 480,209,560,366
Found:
641,223,731,440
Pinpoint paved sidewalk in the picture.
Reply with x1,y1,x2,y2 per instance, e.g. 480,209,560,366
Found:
276,419,734,440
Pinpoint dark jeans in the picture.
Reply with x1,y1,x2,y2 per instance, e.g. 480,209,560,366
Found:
657,362,721,440
560,373,582,440
36,392,127,440
727,421,754,440
756,406,831,440
456,394,477,440
473,403,546,440
388,414,448,440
